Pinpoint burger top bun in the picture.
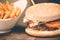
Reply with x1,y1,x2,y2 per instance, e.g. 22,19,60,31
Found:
23,3,60,23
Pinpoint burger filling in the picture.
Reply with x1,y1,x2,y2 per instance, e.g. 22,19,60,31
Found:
27,19,60,31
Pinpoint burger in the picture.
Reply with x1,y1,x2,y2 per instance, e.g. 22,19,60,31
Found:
23,3,60,37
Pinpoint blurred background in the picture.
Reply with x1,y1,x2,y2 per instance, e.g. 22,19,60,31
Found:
34,0,60,4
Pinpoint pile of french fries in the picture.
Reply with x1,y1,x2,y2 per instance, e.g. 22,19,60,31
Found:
0,1,21,19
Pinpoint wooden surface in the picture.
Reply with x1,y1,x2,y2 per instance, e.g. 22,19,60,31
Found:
0,26,60,40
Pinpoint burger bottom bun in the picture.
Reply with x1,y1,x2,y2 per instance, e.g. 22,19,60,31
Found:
25,27,60,37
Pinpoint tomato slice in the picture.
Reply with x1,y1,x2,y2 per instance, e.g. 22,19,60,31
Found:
45,21,60,28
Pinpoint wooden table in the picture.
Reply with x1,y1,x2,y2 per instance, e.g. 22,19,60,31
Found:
0,26,60,40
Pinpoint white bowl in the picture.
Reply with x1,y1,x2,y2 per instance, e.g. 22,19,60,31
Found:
0,0,25,33
0,17,20,34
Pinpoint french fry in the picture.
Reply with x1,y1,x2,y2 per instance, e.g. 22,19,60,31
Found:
3,5,8,11
0,10,4,19
0,2,3,9
0,2,3,6
6,0,10,4
16,8,21,17
10,8,18,18
11,3,14,6
3,11,10,19
6,1,14,12
0,14,3,19
0,2,8,11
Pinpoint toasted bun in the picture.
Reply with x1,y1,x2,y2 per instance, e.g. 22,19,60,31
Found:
24,3,60,22
25,27,60,37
